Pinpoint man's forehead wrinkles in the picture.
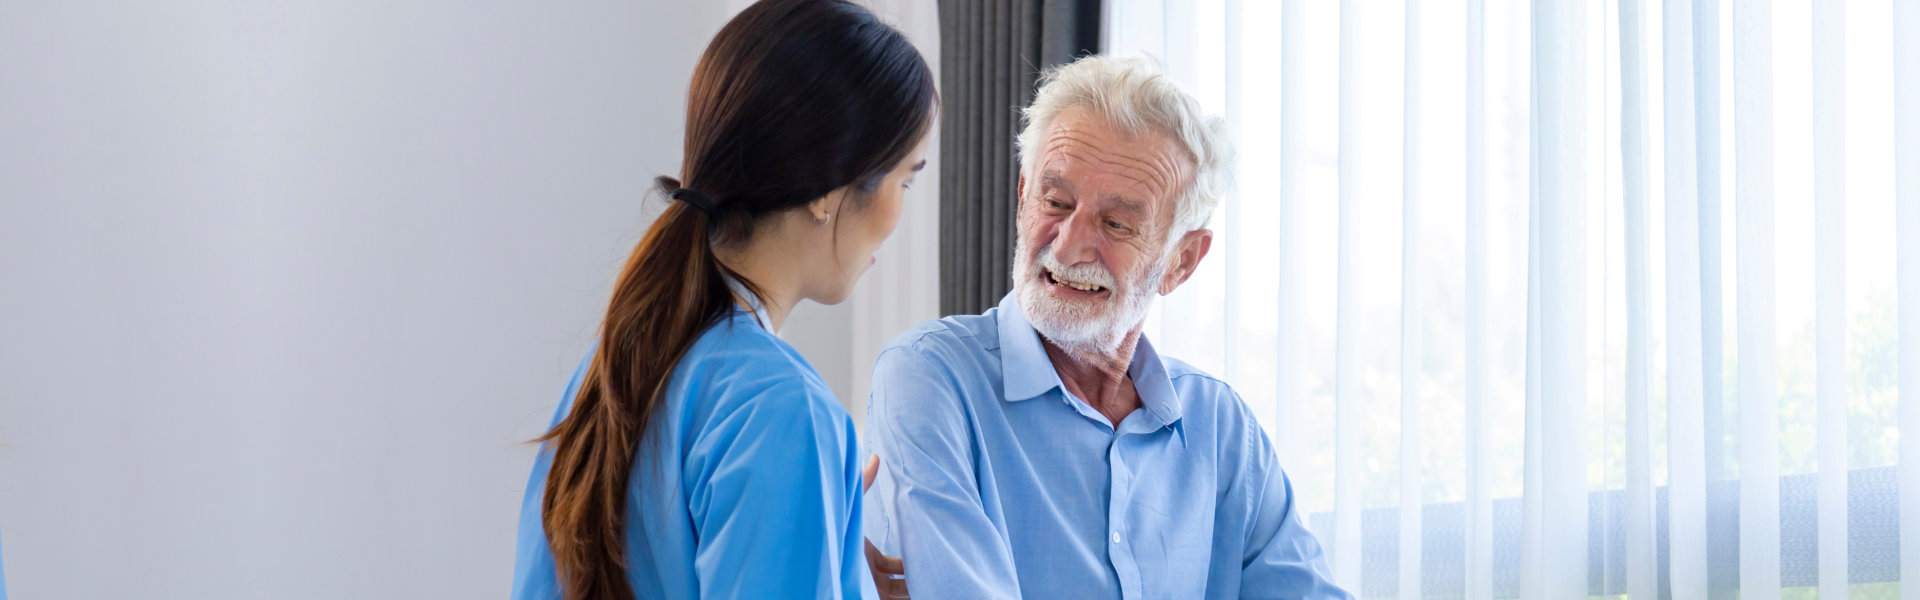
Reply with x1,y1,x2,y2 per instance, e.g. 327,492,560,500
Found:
1047,124,1185,165
1047,131,1160,170
1044,139,1175,193
1054,161,1164,198
1046,127,1185,185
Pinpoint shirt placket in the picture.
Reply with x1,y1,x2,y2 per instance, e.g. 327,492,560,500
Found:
1060,388,1151,600
1106,432,1144,600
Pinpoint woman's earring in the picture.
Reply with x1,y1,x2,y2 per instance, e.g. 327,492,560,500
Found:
815,212,831,225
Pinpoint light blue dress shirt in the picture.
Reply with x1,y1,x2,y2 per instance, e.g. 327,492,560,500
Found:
512,306,871,600
1,533,8,600
863,293,1350,600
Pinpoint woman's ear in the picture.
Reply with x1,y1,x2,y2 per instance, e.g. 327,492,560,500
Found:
809,190,847,225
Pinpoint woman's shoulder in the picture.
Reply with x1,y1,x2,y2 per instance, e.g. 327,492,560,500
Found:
681,310,841,414
676,312,856,467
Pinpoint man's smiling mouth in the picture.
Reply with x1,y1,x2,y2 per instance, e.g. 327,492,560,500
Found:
1043,268,1109,294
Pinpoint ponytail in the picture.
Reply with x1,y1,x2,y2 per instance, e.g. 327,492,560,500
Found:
536,177,745,600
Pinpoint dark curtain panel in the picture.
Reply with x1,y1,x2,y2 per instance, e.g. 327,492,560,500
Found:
937,0,1102,317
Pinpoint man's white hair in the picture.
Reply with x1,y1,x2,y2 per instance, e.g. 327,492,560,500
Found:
1016,54,1236,240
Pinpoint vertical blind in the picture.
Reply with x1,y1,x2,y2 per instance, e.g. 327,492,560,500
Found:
1106,0,1916,597
934,0,1102,317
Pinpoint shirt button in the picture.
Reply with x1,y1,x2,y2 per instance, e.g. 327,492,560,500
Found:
1111,531,1123,544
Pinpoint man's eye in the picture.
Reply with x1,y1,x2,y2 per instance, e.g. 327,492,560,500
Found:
1045,199,1067,210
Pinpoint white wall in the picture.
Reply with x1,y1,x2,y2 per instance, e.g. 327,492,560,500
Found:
0,1,936,598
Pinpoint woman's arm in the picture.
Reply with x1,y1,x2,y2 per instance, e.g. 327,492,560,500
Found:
684,382,867,600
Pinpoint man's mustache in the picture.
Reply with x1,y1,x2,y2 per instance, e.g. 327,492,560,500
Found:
1033,246,1118,289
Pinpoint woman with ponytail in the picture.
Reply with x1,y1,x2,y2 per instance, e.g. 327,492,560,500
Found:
509,1,934,598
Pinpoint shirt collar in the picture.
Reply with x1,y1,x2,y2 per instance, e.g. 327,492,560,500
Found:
1126,334,1184,429
997,292,1066,402
994,292,1185,429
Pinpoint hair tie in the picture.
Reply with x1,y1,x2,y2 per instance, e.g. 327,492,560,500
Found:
669,188,718,218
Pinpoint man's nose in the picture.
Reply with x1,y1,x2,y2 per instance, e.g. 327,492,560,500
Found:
1051,211,1100,266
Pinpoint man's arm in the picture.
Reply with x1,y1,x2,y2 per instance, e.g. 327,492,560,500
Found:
863,456,910,599
1228,410,1353,600
865,346,1022,600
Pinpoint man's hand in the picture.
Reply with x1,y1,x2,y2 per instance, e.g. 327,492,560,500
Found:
862,455,911,599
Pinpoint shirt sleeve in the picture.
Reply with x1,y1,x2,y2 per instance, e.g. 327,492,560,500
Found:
683,378,867,600
866,346,1022,600
1231,412,1353,600
509,353,591,600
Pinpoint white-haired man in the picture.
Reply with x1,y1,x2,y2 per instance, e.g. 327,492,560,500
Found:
860,56,1349,600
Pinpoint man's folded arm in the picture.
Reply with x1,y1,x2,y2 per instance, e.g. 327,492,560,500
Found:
1231,406,1353,600
867,346,1023,600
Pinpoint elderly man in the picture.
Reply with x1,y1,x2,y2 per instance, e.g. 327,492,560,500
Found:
860,56,1349,600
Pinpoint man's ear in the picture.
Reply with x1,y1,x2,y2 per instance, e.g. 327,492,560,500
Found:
1157,228,1214,295
1015,174,1027,216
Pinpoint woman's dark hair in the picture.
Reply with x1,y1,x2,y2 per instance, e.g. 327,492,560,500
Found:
534,1,936,598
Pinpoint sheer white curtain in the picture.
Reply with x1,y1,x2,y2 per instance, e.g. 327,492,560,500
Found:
1109,0,1914,597
844,0,943,431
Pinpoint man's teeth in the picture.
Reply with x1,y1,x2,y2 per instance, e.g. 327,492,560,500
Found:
1049,271,1105,292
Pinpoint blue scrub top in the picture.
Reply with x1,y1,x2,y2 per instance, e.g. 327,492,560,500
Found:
512,308,871,600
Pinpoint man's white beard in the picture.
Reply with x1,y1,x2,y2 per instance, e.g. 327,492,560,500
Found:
1012,238,1167,356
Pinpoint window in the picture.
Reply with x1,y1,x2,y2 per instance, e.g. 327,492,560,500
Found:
1109,0,1910,597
